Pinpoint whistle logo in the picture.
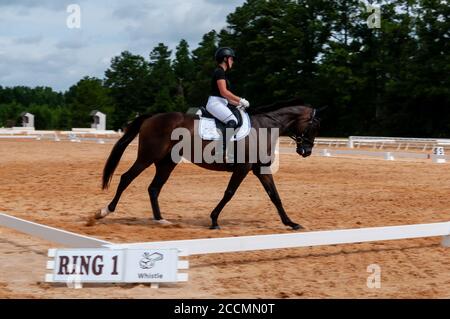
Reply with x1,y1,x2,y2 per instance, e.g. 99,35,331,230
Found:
139,252,164,269
66,4,81,29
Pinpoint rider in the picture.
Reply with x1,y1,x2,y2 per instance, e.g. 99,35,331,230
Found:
206,47,250,162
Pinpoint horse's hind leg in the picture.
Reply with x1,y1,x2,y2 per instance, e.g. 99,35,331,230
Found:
96,158,151,219
148,156,177,222
210,164,251,229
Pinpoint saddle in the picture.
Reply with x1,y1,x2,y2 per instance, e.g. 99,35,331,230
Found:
199,105,243,129
197,105,251,141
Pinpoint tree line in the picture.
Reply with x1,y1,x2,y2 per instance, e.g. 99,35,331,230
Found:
0,0,448,137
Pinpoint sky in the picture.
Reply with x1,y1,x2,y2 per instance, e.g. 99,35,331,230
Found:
0,0,246,92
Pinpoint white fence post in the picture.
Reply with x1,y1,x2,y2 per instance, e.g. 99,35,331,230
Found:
347,136,354,148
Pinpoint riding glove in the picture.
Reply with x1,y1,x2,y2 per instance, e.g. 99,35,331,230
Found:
239,98,250,109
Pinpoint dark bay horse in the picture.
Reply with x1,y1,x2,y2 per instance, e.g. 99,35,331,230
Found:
95,99,321,230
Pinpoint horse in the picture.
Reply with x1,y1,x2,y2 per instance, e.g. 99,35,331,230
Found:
95,98,321,230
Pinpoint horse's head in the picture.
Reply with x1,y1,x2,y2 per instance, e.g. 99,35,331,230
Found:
291,107,321,158
249,99,323,158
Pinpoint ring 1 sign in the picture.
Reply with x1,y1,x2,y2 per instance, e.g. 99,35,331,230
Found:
45,248,188,287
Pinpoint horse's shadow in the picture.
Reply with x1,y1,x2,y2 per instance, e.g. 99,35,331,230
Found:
93,215,283,231
93,217,179,227
90,215,217,230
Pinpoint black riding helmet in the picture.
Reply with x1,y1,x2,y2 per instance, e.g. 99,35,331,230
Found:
215,47,236,64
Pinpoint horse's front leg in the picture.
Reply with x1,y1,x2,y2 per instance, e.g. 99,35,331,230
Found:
210,164,252,229
252,167,303,230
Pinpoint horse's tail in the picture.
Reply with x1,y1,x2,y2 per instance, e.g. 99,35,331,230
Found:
102,114,153,190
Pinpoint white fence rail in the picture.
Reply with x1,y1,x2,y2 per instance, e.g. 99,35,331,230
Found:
348,136,450,151
0,213,111,248
2,129,449,152
1,213,449,255
108,221,450,255
0,128,121,144
277,147,449,163
2,130,449,162
279,136,450,151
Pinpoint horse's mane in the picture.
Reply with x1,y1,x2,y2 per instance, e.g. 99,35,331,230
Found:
247,97,307,115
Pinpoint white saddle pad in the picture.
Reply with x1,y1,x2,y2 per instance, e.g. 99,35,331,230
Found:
198,109,251,141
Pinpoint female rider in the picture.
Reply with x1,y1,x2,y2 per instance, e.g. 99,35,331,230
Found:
205,47,250,162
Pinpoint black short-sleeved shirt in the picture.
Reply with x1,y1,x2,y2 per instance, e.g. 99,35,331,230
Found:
210,67,230,98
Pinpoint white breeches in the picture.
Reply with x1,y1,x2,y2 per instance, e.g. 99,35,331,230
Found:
206,96,238,124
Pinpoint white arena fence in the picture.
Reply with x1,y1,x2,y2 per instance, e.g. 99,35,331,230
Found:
0,128,121,144
3,128,449,150
280,136,450,152
276,147,449,163
1,212,449,287
2,128,449,151
348,136,450,151
1,130,448,162
107,221,450,255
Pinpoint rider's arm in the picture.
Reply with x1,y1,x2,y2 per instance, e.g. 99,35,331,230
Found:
217,80,241,106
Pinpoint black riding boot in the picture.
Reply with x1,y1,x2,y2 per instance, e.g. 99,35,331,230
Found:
223,120,238,169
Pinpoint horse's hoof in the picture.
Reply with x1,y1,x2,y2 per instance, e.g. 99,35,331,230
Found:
95,207,112,220
152,219,172,226
94,210,104,220
209,225,221,230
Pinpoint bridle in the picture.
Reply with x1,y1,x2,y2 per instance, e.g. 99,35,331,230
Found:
288,109,319,154
262,107,319,155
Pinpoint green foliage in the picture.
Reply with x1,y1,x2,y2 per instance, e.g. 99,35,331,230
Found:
104,51,152,127
28,104,55,130
147,43,178,113
0,86,64,108
174,39,195,82
65,76,114,128
188,31,219,108
174,39,196,111
0,101,25,127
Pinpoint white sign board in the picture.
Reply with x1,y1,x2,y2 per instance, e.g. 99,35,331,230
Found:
46,248,182,284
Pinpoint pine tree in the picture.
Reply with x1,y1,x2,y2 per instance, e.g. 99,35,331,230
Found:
104,51,151,128
188,30,219,108
148,43,178,113
173,39,195,110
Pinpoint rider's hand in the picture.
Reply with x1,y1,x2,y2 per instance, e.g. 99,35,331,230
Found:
239,98,250,109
